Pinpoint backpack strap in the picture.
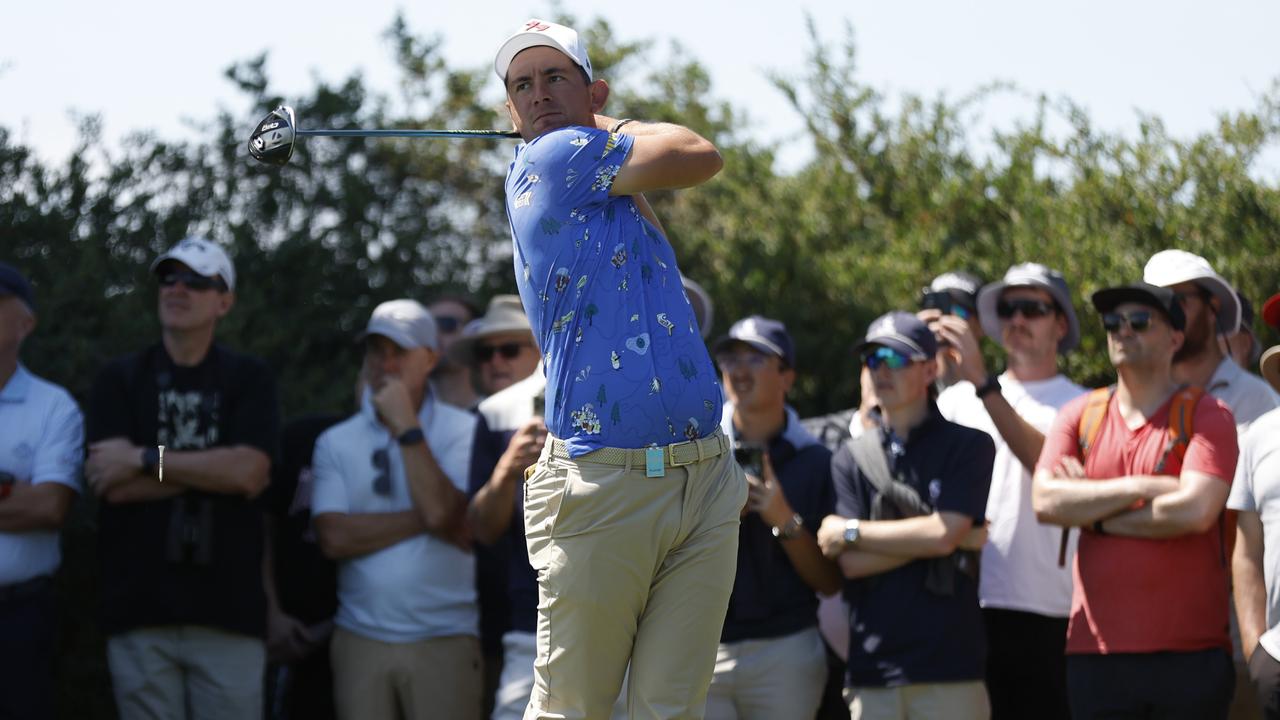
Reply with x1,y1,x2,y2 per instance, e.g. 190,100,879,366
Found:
1153,385,1202,474
1059,386,1116,567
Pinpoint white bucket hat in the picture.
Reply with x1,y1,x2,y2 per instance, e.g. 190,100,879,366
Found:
1143,250,1240,334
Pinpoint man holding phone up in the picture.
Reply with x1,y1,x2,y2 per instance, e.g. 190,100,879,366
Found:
709,315,842,719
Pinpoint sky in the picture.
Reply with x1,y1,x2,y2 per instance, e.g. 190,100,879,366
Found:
2,0,1278,175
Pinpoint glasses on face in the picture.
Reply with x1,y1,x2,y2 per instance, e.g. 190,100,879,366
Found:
1102,310,1154,334
371,448,391,496
434,316,464,334
996,298,1055,320
158,270,227,292
715,352,772,371
475,342,529,363
864,346,912,371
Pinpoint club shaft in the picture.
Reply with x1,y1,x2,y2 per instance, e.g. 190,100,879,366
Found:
296,128,519,139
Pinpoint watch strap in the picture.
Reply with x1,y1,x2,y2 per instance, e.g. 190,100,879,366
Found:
771,513,804,540
397,427,426,447
975,374,1002,398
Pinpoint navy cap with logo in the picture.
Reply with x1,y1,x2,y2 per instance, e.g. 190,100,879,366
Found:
0,262,35,313
1091,282,1186,331
854,311,939,361
713,315,796,368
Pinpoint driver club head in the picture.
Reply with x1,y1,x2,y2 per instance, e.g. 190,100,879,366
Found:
248,106,297,166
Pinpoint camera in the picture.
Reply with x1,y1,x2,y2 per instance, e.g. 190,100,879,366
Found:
167,497,215,566
733,441,765,478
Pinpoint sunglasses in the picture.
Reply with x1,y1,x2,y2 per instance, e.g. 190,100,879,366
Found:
1102,310,1154,333
158,270,227,292
864,346,912,370
996,298,1055,320
475,342,530,363
371,448,391,496
434,316,464,333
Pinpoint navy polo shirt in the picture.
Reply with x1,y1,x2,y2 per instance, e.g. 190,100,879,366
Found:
721,406,835,643
832,403,994,687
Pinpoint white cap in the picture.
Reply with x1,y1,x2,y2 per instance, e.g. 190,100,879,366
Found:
1143,249,1240,334
150,236,236,290
494,19,593,82
359,300,439,351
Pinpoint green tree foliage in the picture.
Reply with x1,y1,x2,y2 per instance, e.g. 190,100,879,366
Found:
2,14,1279,716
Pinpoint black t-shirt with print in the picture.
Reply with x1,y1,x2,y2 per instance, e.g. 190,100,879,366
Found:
87,343,280,638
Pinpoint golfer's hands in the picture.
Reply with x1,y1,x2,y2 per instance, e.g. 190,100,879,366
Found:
266,607,314,664
371,377,418,436
86,438,143,496
817,514,851,560
747,453,793,530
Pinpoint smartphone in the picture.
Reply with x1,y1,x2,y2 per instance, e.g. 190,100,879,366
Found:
531,389,546,417
919,290,954,315
733,441,765,478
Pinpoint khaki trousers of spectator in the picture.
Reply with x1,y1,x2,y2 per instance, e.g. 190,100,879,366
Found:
107,625,265,720
847,681,989,720
704,626,828,720
331,628,481,720
522,434,746,720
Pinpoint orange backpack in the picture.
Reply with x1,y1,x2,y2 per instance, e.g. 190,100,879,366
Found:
1055,385,1212,567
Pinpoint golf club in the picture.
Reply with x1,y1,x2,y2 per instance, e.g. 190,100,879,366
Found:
248,105,521,166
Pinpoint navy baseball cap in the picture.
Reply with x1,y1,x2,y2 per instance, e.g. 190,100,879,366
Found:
713,315,796,367
854,311,938,361
0,263,35,312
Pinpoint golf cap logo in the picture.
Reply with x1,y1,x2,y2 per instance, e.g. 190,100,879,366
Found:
524,20,551,32
871,315,897,337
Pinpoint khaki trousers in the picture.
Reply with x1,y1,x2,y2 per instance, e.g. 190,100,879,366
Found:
847,681,989,720
522,434,747,720
331,628,481,720
107,625,265,720
704,626,828,720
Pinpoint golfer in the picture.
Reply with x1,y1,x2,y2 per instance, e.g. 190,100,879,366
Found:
494,18,745,720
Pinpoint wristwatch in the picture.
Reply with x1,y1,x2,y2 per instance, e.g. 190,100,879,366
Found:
140,446,160,478
771,513,804,540
396,427,426,446
843,518,861,546
975,374,1002,398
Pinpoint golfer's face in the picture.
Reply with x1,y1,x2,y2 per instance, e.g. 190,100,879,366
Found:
505,46,593,139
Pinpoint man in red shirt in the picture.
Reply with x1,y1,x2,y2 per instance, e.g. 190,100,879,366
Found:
1033,281,1239,719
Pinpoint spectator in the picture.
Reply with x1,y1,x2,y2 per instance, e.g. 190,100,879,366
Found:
817,311,995,720
429,295,482,410
262,411,346,720
1232,325,1280,718
918,271,985,390
494,18,742,719
706,315,841,719
1221,291,1262,372
1033,281,1238,719
1144,250,1279,433
0,262,83,720
448,295,541,398
84,237,279,720
311,299,479,720
935,263,1085,719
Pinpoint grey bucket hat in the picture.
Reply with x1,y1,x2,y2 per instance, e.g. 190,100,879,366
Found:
977,263,1080,354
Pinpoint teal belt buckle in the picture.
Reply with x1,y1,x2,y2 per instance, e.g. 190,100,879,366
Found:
645,446,666,477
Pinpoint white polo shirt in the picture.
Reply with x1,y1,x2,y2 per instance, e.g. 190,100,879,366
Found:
938,372,1085,617
1227,408,1280,661
312,390,477,643
0,364,83,585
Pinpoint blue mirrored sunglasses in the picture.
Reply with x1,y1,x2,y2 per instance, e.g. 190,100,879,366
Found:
864,346,912,370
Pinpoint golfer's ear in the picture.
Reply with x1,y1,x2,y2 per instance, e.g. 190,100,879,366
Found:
589,79,609,114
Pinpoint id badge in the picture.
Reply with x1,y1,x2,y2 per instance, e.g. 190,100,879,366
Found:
645,446,666,478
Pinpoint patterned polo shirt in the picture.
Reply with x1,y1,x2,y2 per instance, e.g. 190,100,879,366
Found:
505,125,722,456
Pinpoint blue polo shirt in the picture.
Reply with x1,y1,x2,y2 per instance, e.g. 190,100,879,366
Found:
832,404,994,687
505,126,722,456
720,405,834,643
0,364,83,585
